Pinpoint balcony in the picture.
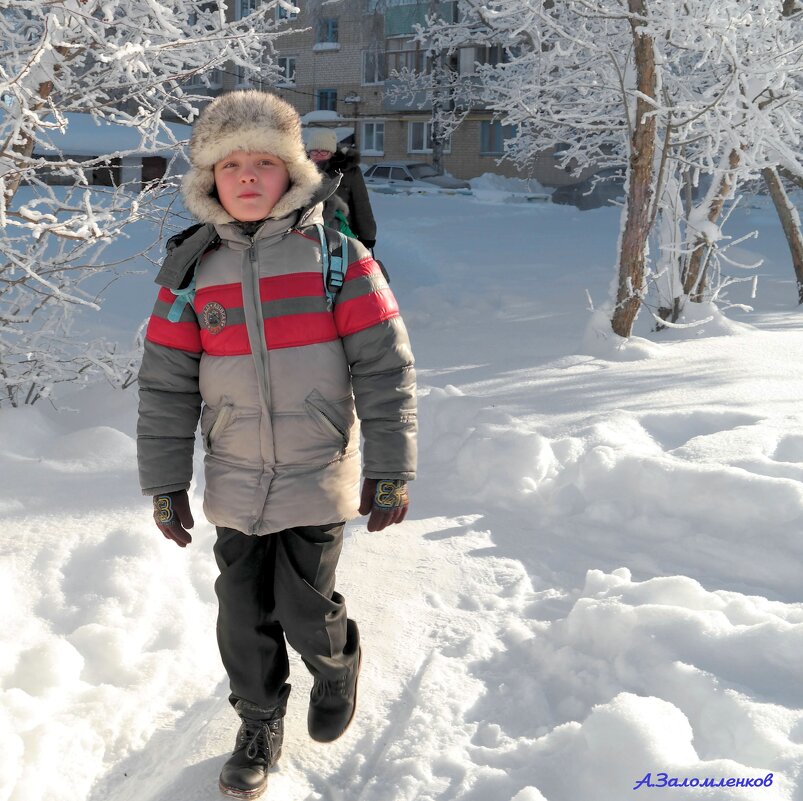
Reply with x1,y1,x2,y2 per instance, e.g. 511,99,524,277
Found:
385,2,456,36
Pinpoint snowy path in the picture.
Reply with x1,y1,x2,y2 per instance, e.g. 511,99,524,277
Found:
85,513,519,801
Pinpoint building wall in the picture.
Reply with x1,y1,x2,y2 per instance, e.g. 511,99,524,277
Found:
192,0,584,187
272,1,387,121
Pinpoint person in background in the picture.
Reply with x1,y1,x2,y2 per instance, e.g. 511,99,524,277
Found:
306,128,377,251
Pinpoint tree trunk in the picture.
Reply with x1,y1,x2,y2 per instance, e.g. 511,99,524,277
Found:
430,48,445,174
682,148,741,302
429,0,445,174
767,0,803,302
763,166,803,303
610,0,658,338
2,80,54,209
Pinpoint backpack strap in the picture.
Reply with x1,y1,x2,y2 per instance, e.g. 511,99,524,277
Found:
167,273,197,322
157,223,219,323
314,223,349,309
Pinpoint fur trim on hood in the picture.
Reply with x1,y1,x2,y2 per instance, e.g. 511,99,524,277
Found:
182,90,322,225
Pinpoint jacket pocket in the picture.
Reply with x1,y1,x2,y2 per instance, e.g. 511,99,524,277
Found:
201,403,235,453
305,391,349,448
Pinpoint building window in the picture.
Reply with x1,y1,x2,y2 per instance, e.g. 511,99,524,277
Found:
408,121,451,154
480,121,516,156
277,56,296,85
362,121,385,155
317,88,337,112
458,47,477,76
237,0,262,17
316,17,339,44
362,49,386,85
276,3,298,20
236,64,252,87
186,68,223,90
387,37,427,74
459,44,510,76
482,45,507,67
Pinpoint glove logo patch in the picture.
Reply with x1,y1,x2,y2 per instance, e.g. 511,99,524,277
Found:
201,301,227,335
375,480,408,509
154,495,175,524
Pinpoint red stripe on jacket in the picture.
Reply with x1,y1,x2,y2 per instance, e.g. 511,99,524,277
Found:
199,324,251,356
333,256,400,336
195,283,244,309
264,312,339,350
335,288,399,337
145,254,396,354
345,257,383,282
146,314,202,353
260,272,325,300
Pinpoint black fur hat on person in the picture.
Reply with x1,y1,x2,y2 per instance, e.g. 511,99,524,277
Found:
182,90,322,224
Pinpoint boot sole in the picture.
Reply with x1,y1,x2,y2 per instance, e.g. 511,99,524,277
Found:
310,648,362,743
219,779,267,800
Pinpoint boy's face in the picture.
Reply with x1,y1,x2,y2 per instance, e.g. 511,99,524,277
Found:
213,150,291,222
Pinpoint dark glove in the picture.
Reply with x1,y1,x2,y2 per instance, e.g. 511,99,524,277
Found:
152,490,194,548
360,239,376,250
359,478,409,532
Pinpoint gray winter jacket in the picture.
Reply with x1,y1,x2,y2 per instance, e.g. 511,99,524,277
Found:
137,181,417,535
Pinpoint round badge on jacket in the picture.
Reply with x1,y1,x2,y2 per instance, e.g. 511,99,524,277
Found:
201,301,227,335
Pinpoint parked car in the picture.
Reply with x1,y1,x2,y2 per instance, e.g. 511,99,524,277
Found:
363,161,471,193
551,167,626,210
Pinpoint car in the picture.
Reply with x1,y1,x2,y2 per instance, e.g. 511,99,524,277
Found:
551,167,626,210
362,161,472,193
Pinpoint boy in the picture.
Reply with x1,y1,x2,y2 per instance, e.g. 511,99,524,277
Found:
136,90,417,800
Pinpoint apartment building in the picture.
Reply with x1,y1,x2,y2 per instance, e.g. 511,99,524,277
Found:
188,0,573,185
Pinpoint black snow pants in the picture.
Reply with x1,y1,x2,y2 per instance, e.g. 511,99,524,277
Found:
213,522,356,711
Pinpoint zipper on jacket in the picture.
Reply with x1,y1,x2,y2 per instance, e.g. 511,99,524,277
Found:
247,240,273,408
306,397,349,446
244,238,274,535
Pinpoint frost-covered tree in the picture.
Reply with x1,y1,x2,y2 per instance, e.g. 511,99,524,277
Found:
0,0,293,406
417,0,803,337
761,0,803,303
667,0,803,313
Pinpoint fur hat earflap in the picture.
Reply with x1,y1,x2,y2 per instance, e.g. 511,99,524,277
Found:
182,90,322,224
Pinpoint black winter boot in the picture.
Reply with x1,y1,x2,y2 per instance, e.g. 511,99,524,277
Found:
307,619,362,743
219,698,286,799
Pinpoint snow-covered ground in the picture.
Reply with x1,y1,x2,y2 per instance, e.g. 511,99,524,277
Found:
2,183,803,801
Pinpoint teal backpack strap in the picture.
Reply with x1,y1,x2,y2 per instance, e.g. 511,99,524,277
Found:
330,231,348,293
167,273,196,322
315,223,348,309
159,225,219,322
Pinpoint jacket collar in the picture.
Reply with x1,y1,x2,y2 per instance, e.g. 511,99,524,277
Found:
154,175,345,288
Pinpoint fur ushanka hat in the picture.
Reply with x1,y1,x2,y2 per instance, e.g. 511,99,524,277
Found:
182,90,323,225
